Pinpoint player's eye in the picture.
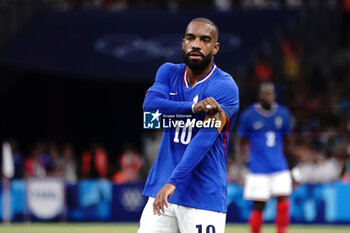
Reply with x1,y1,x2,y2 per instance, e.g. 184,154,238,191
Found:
201,37,210,43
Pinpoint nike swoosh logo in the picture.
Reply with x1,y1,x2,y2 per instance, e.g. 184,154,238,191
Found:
169,93,178,95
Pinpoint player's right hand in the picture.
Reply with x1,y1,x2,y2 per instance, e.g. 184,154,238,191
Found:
193,97,223,115
153,183,176,216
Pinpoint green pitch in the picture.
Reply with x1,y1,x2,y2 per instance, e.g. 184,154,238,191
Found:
0,223,349,233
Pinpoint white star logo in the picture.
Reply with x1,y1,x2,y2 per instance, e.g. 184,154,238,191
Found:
151,109,161,122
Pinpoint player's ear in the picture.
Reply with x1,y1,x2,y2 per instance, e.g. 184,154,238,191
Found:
213,42,220,55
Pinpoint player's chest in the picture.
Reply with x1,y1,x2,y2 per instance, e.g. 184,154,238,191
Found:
250,115,284,132
168,81,208,104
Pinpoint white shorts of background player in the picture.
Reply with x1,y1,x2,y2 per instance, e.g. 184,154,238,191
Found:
243,170,292,201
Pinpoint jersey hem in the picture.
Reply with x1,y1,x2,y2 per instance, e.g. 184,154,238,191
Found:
142,192,227,213
248,168,289,175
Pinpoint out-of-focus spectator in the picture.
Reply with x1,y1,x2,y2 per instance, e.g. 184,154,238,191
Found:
34,142,52,172
60,144,77,184
81,149,92,178
340,136,350,182
81,144,109,179
102,0,128,10
242,0,280,9
59,0,84,10
254,56,272,82
94,145,108,178
213,0,231,11
46,143,63,176
46,0,333,11
227,158,247,186
343,155,350,182
112,144,143,184
24,145,46,178
227,136,250,186
298,156,343,184
282,39,302,81
293,138,345,184
142,130,162,173
8,139,24,179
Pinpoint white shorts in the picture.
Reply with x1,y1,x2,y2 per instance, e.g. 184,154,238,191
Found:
243,170,292,201
138,197,226,233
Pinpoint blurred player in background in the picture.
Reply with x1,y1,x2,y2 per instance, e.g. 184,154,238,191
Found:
138,18,239,233
236,82,293,233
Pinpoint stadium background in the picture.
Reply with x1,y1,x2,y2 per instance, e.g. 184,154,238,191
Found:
0,0,350,231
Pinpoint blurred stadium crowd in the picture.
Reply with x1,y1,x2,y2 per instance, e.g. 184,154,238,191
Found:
3,138,149,184
228,0,350,185
40,0,338,11
0,0,349,187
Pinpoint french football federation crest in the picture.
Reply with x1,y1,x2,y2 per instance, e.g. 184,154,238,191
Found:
275,116,283,129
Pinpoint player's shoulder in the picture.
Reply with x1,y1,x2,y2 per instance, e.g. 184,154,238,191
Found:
214,68,237,84
158,62,185,73
241,104,256,116
210,67,238,92
155,62,185,84
276,103,291,114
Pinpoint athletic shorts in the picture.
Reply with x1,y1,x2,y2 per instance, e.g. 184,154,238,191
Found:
243,170,292,201
138,197,226,233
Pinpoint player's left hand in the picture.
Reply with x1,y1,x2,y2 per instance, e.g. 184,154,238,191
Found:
153,183,176,216
193,97,223,115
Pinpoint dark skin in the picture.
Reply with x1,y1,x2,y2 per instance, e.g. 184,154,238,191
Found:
183,21,219,83
152,20,224,216
236,87,289,212
257,86,274,110
184,21,222,116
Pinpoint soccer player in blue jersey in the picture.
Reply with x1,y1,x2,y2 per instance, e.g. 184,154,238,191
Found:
236,82,292,233
138,18,239,233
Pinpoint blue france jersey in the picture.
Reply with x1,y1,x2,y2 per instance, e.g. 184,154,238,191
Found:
142,62,239,213
237,103,291,174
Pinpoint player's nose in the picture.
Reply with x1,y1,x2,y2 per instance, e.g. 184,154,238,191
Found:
191,38,201,49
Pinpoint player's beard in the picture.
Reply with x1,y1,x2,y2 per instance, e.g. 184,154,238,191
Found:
259,99,273,110
182,50,213,73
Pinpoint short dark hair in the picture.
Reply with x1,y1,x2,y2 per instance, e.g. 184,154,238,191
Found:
189,17,219,41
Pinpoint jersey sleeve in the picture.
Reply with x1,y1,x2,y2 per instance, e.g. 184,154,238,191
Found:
207,77,239,120
143,63,194,114
166,125,219,187
236,109,250,138
166,76,239,187
146,63,171,98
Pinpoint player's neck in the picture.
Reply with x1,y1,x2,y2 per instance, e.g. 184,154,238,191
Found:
186,62,214,87
258,102,275,111
262,103,271,110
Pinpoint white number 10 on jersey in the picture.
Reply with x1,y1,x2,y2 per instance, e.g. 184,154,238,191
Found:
174,125,193,145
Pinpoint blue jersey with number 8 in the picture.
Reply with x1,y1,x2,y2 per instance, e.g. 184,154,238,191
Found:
237,103,291,174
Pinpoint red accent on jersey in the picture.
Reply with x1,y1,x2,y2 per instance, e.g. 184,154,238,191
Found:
223,115,231,155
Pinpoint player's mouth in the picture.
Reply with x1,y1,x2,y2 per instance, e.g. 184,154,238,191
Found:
188,51,204,60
